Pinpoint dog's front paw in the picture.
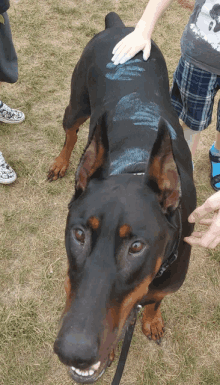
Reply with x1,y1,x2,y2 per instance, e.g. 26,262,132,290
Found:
108,349,115,367
142,308,165,345
47,156,69,181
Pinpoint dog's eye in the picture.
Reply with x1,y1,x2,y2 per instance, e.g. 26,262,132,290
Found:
129,241,144,254
74,228,85,244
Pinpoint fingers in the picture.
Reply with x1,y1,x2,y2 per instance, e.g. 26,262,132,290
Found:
209,236,220,249
184,230,220,248
198,218,213,225
112,31,151,65
188,205,211,223
115,47,134,65
188,191,220,223
184,235,220,248
112,38,125,55
112,33,133,63
188,217,216,226
186,193,220,249
184,235,203,246
143,41,151,61
112,43,135,65
112,45,150,65
143,49,150,61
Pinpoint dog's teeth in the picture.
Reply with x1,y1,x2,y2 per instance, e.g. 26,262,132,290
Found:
84,371,89,376
71,362,100,377
91,361,101,370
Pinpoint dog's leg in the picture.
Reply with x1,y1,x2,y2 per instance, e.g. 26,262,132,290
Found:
141,289,168,344
48,60,91,181
48,115,89,181
142,300,165,345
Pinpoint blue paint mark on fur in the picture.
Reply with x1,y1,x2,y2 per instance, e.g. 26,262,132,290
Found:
166,121,177,140
106,59,145,81
110,148,149,175
113,93,177,139
114,93,159,130
106,58,142,69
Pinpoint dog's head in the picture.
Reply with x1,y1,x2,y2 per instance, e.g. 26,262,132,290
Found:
54,117,181,383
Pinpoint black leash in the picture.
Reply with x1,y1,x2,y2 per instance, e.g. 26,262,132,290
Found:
111,305,142,385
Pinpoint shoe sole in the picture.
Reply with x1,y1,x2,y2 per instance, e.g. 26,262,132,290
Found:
0,176,17,184
0,116,25,124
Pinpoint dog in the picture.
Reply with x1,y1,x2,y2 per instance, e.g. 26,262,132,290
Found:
49,12,196,384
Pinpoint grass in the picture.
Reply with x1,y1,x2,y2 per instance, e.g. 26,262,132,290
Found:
0,0,220,384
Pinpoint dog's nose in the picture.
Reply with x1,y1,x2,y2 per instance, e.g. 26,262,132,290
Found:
54,332,99,368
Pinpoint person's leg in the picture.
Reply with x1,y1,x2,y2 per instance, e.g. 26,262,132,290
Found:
215,130,220,150
171,58,219,179
0,81,25,124
0,99,25,123
0,151,17,184
181,120,201,158
0,83,17,184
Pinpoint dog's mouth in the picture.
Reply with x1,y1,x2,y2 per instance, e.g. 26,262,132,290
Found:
67,306,138,383
69,359,110,384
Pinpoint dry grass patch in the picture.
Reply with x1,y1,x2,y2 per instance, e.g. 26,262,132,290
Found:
0,1,219,384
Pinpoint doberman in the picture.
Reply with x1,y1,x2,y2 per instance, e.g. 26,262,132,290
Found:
49,12,196,384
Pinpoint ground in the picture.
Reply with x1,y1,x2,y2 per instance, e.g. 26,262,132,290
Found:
0,1,220,384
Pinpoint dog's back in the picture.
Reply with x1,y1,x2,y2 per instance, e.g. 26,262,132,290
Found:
73,12,195,223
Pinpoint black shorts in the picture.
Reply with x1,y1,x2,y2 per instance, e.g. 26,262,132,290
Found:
0,12,18,83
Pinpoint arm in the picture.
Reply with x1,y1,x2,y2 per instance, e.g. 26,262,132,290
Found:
184,191,220,249
112,0,174,65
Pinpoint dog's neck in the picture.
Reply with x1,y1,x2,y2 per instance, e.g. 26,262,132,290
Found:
109,147,149,176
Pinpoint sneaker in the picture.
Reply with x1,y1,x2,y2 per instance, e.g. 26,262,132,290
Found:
0,152,17,184
0,101,25,124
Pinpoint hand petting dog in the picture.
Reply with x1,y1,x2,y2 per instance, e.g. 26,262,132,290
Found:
112,20,151,64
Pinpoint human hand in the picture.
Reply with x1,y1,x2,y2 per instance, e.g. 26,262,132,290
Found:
184,191,220,248
112,22,151,65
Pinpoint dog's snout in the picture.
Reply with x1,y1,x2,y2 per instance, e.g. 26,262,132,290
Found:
54,331,99,368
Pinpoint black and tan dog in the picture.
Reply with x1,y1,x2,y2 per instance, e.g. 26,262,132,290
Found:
49,12,196,384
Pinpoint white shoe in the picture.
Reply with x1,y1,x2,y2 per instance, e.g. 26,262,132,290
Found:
0,152,17,184
0,101,25,124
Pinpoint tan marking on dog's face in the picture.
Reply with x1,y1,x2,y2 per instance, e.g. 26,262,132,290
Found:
116,257,163,335
63,273,73,314
119,224,131,238
87,216,100,230
154,256,162,276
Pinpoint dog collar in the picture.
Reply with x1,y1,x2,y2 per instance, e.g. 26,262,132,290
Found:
132,172,144,175
155,206,182,278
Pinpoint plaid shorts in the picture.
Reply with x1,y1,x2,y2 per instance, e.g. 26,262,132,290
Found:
170,56,220,132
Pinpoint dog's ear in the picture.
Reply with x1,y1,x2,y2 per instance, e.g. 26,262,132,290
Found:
74,115,108,196
145,118,181,213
